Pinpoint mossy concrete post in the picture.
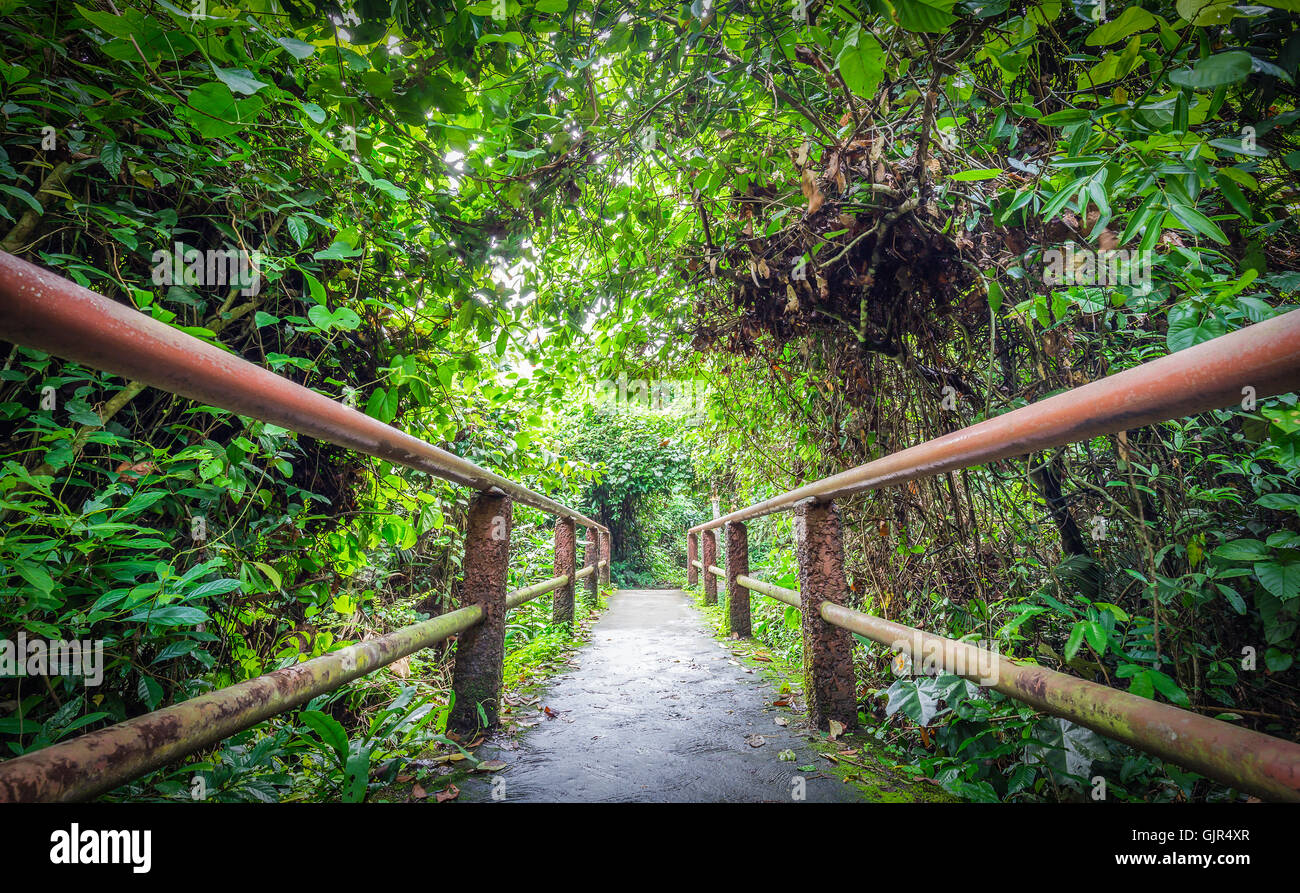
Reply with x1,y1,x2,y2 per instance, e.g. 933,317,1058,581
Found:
702,528,718,604
583,525,598,605
687,531,698,586
598,528,611,587
794,498,857,732
553,516,576,625
726,521,750,638
450,489,512,733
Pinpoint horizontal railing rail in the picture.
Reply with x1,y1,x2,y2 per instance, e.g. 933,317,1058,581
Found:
735,574,800,608
728,570,1300,802
0,563,608,803
688,312,1300,802
0,251,615,802
506,574,571,610
0,250,608,534
816,601,1300,804
690,309,1300,534
0,606,482,803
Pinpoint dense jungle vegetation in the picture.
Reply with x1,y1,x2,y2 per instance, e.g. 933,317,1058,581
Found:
1,0,1298,803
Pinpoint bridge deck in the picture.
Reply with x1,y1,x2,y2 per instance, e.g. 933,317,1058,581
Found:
459,589,925,802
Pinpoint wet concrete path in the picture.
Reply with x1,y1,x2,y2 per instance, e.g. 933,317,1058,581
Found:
460,589,864,802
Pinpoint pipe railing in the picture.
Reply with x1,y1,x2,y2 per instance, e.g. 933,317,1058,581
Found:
0,606,483,803
0,559,611,802
690,309,1300,534
735,574,800,608
688,311,1300,801
0,251,616,801
0,250,609,537
817,601,1300,804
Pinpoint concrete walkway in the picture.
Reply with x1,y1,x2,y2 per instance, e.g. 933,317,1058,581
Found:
459,588,864,802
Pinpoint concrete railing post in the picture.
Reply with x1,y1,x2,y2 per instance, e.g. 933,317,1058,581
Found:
726,521,750,638
687,531,698,586
702,528,718,605
794,498,857,732
553,517,576,624
583,525,598,605
599,528,611,587
450,489,512,733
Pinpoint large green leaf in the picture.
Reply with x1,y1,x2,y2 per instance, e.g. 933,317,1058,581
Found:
835,26,884,99
1256,558,1300,601
891,0,958,32
299,710,350,764
1168,52,1252,90
884,677,940,726
1166,302,1226,352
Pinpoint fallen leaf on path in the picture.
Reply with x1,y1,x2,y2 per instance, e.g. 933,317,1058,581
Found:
396,774,414,783
774,717,788,727
828,719,845,740
773,699,790,707
411,783,428,800
748,735,767,748
475,760,507,773
778,749,796,761
436,784,460,803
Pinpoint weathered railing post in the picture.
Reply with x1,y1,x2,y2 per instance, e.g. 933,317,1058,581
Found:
794,498,857,731
687,530,698,586
554,516,576,624
599,528,611,587
701,528,718,604
449,489,512,732
726,521,750,638
583,525,598,605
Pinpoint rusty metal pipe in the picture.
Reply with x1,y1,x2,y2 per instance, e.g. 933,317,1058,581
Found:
819,602,1300,802
0,605,483,802
736,574,801,608
0,251,607,533
506,575,571,610
691,309,1300,533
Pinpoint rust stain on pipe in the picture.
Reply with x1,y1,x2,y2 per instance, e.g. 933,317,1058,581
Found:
0,606,483,803
819,602,1300,802
0,251,606,533
691,309,1300,533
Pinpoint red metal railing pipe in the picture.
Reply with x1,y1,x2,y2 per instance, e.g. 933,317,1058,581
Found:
691,309,1300,533
0,251,607,533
